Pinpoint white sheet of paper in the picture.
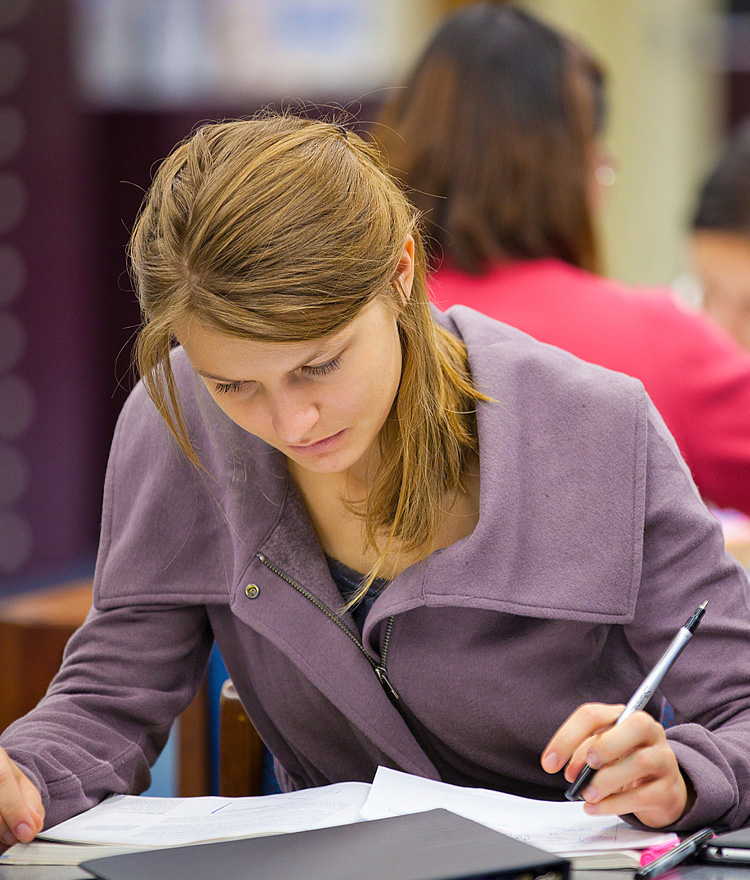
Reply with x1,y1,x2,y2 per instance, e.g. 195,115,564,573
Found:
0,841,155,866
39,781,371,847
360,767,678,855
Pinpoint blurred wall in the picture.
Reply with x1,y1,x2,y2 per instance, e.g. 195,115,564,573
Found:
0,0,110,593
520,0,725,287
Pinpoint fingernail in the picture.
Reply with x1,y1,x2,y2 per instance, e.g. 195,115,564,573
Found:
542,751,559,772
1,831,15,846
586,751,601,769
582,786,598,802
583,802,598,815
14,823,33,843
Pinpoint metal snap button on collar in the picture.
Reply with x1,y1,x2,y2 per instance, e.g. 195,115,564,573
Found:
245,583,260,599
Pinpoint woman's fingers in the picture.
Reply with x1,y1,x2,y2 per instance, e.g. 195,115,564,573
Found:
581,743,688,828
541,702,624,775
582,709,663,774
17,762,44,811
542,705,689,827
18,775,44,833
0,749,44,848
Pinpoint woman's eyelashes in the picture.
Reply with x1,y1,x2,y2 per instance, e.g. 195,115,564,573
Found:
214,380,246,395
212,355,343,394
303,354,342,377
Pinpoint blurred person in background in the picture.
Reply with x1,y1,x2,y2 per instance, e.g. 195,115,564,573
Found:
376,1,750,517
686,119,750,351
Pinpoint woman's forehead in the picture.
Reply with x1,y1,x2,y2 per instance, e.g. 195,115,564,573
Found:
174,313,355,382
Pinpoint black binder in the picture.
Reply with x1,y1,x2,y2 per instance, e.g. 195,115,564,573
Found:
81,808,570,880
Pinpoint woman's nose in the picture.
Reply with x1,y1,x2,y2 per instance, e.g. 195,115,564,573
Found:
269,393,319,444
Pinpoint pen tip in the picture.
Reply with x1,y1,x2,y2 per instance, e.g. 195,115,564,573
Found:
699,600,708,610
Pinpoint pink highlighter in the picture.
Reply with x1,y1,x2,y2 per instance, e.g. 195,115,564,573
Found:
640,839,680,867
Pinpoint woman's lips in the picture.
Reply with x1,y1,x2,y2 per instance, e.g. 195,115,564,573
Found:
288,429,346,455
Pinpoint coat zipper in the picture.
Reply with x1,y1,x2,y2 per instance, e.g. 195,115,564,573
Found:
256,552,400,702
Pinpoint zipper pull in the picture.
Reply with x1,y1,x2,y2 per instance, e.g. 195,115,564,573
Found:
375,665,400,702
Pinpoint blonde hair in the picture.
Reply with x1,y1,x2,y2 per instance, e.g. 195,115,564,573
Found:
129,112,484,594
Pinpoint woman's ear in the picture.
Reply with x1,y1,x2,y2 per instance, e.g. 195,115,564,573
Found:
393,235,415,304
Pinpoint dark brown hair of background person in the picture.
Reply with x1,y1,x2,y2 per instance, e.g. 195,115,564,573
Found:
692,118,750,235
375,2,606,275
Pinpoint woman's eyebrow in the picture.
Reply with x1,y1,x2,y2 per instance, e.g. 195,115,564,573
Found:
195,368,245,383
291,342,338,370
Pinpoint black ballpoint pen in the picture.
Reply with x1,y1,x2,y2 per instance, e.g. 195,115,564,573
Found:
634,828,715,879
565,601,707,802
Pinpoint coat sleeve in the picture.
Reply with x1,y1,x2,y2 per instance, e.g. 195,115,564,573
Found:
626,399,750,830
0,602,214,828
0,376,218,828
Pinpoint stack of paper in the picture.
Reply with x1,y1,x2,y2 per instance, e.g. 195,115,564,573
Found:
1,783,370,866
0,841,151,866
360,768,678,869
0,768,677,868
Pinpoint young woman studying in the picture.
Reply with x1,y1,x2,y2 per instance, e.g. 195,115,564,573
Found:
0,113,749,848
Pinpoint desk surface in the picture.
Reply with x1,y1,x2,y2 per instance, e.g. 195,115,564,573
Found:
0,582,92,628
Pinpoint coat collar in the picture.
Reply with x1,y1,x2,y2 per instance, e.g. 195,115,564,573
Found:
99,317,648,630
419,307,647,624
200,308,648,626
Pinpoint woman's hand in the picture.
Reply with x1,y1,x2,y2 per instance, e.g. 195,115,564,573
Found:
0,748,44,849
541,703,690,828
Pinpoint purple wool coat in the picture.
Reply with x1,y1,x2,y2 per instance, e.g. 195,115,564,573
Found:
3,307,750,831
